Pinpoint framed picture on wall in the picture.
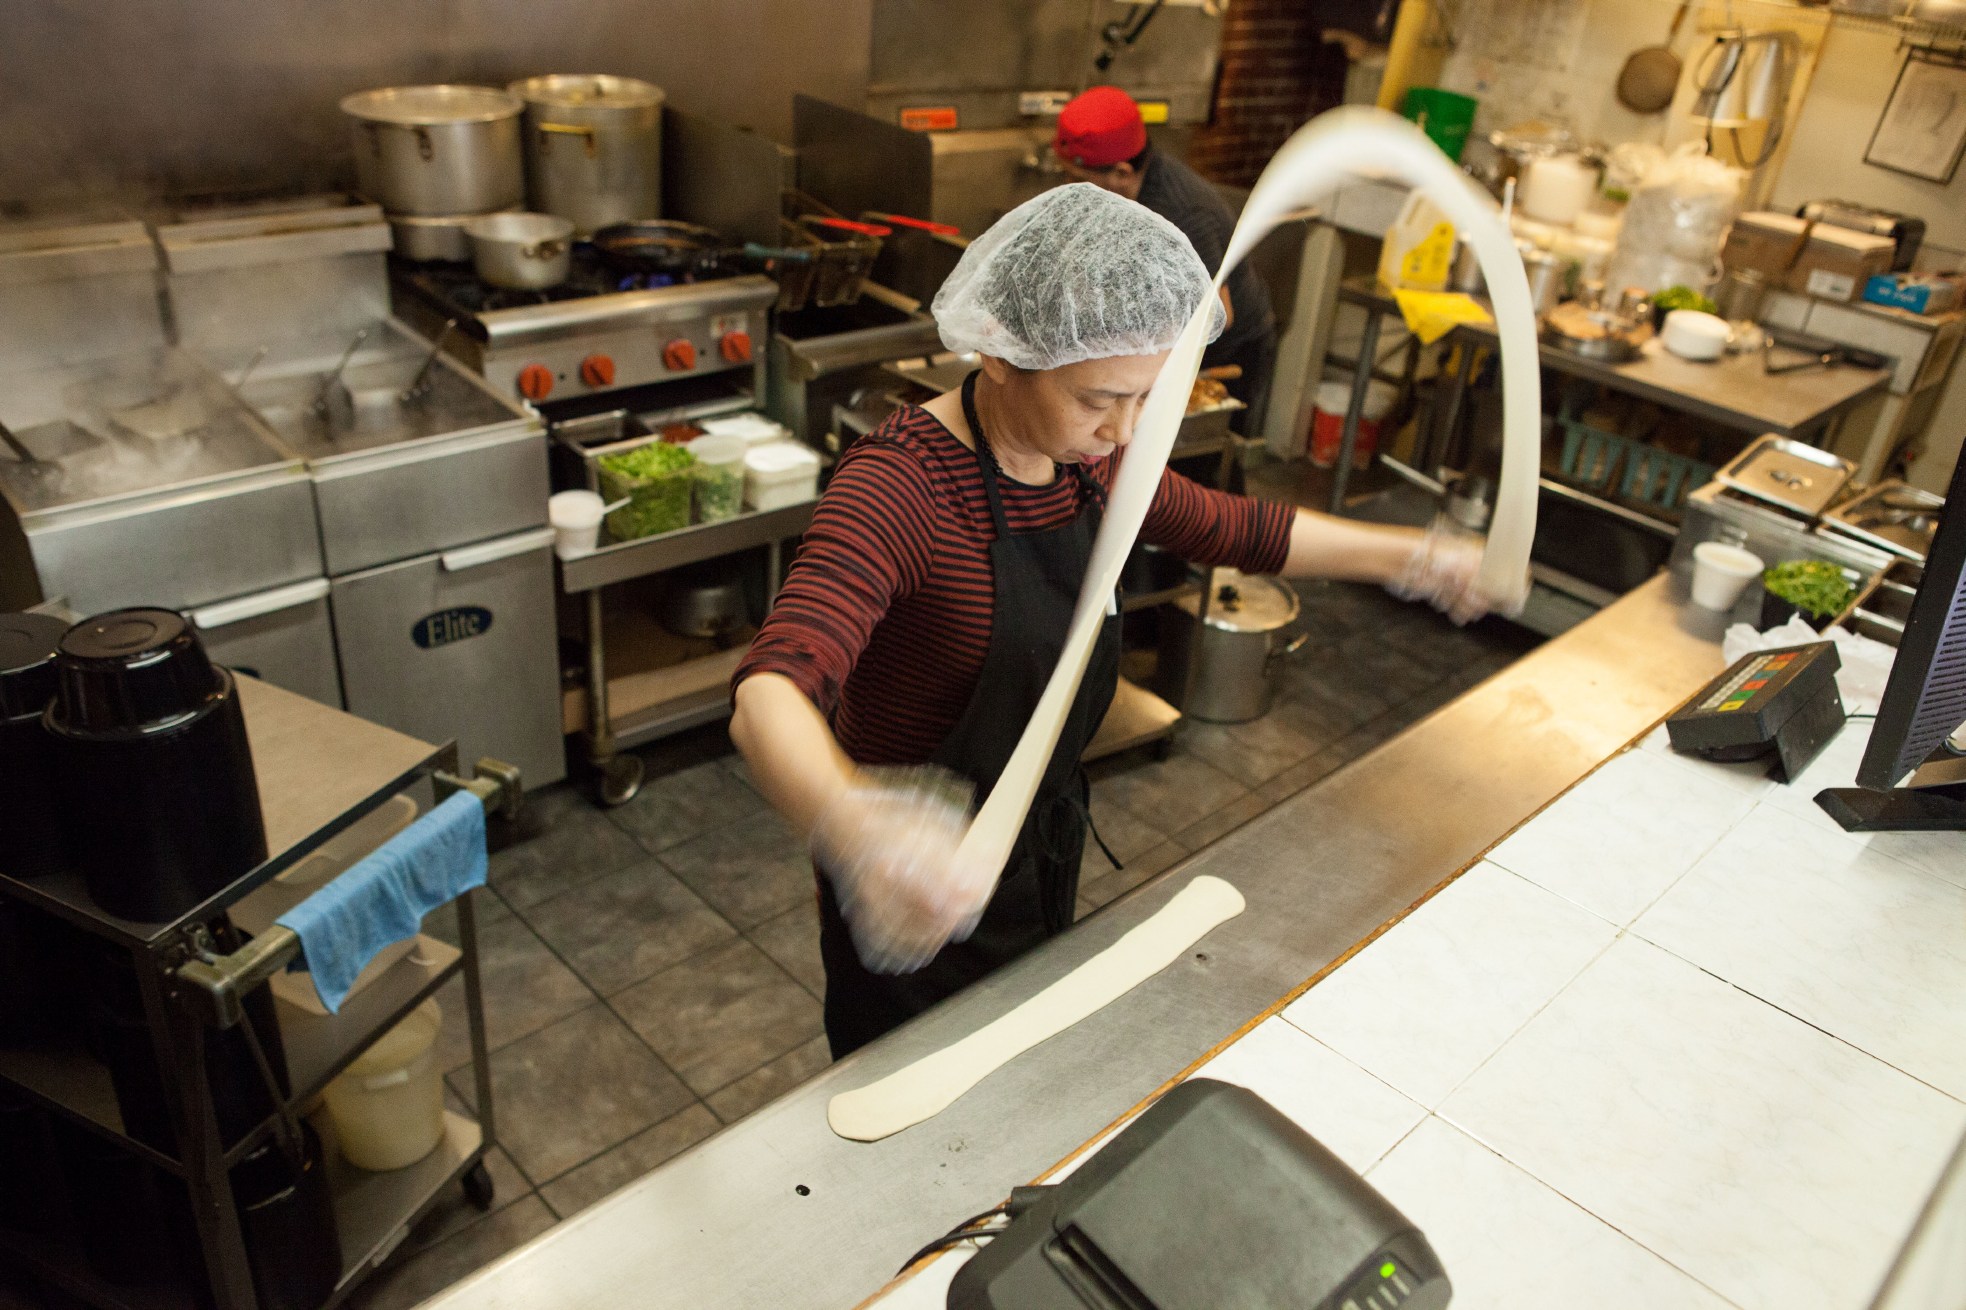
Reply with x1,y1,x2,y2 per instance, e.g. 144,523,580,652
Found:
1865,49,1966,184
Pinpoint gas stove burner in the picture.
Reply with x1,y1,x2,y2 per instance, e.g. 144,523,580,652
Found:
395,245,741,319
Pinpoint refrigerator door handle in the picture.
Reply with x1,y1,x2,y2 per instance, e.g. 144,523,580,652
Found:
191,577,332,629
440,527,556,573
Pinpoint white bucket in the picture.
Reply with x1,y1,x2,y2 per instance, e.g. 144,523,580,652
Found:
324,999,445,1171
1691,541,1764,610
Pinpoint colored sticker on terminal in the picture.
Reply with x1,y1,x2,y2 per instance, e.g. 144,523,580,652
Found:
900,106,958,131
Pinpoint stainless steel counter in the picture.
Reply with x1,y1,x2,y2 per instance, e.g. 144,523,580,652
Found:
422,576,1728,1310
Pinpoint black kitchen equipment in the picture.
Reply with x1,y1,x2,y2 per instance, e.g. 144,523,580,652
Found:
1666,641,1845,782
0,896,91,1046
54,1119,205,1292
948,1079,1450,1310
84,918,291,1152
1,610,72,880
46,607,267,923
1796,200,1926,272
231,1118,341,1310
0,1087,72,1238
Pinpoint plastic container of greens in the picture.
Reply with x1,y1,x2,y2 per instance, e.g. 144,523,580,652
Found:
598,440,696,540
686,433,746,523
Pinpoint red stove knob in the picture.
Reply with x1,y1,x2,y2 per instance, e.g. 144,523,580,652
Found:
517,363,555,401
662,338,698,372
579,354,616,388
718,330,753,365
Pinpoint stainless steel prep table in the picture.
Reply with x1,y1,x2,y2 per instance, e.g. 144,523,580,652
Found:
421,576,1726,1310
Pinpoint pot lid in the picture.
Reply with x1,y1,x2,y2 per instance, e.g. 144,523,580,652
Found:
340,85,521,125
1176,568,1301,633
509,74,665,110
0,612,68,721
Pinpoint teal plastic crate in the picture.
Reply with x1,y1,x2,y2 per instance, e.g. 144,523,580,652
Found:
1557,420,1713,514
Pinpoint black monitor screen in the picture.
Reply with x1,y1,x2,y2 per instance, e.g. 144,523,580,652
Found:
1858,449,1966,790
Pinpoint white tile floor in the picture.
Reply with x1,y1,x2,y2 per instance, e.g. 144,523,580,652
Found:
872,722,1966,1310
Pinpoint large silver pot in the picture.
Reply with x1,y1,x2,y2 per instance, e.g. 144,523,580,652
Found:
341,85,524,217
462,212,572,290
1160,569,1308,724
509,75,664,237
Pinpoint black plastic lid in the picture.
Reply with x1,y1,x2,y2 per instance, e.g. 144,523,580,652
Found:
0,612,68,722
50,608,222,736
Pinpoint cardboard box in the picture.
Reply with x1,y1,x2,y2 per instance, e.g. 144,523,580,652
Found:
1786,226,1896,302
1862,273,1962,316
1723,212,1809,280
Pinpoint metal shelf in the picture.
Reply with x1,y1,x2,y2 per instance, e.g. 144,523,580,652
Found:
0,1042,180,1176
326,1111,487,1301
0,1223,200,1310
558,499,818,594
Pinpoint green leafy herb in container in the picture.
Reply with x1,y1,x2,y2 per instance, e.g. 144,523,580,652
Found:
687,434,747,524
1651,285,1718,328
1761,558,1855,626
598,441,696,540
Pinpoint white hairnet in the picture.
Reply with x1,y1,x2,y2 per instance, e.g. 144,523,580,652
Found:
932,183,1224,371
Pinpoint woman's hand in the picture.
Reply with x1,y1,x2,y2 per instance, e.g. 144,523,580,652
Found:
1385,515,1523,625
810,766,986,975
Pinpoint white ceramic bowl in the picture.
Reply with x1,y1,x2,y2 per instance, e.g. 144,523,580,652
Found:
1662,309,1730,362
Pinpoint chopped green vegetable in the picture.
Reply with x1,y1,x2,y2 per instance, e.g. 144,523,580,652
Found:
599,442,696,540
1652,285,1718,316
694,461,744,522
1762,559,1854,620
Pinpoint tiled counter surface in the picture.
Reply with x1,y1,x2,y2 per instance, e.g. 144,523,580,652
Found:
874,718,1966,1310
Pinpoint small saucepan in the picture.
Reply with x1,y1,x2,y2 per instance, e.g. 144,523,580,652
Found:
463,212,573,290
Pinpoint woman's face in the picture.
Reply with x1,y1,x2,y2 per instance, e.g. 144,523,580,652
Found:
980,351,1172,466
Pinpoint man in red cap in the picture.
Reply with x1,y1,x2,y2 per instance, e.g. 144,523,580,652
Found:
1054,85,1276,439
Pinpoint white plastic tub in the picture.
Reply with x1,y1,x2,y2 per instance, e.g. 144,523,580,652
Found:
744,442,821,511
324,999,445,1171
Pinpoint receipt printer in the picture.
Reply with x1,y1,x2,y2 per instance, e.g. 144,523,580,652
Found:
947,1079,1449,1310
1666,641,1844,782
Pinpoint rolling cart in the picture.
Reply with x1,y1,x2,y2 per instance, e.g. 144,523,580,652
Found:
0,676,513,1310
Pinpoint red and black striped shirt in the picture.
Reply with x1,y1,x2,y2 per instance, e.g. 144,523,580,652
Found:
734,406,1294,765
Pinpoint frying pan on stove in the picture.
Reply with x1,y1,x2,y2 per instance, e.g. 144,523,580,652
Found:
590,221,737,278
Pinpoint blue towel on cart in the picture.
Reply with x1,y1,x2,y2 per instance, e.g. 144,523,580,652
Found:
276,791,488,1014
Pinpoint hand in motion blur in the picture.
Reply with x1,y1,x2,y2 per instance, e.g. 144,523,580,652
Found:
810,766,985,975
1386,515,1525,626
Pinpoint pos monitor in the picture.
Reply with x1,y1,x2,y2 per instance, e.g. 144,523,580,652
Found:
1818,447,1966,832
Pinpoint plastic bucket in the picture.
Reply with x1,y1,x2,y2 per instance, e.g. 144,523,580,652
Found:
1402,88,1477,162
686,433,747,523
1309,380,1396,469
324,1000,444,1171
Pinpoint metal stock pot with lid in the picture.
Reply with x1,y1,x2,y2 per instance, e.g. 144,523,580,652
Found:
340,85,524,216
1161,569,1308,723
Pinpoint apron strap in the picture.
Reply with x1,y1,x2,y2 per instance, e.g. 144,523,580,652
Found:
960,371,1013,539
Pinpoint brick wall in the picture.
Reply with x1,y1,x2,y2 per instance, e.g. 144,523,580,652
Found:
1190,0,1352,186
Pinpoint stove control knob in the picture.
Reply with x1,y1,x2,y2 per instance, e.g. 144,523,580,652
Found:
662,338,698,372
718,330,753,365
579,354,616,388
517,363,555,401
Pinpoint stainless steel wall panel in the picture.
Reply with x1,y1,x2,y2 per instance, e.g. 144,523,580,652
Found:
310,425,549,576
0,0,873,210
869,0,1094,100
330,535,564,788
20,471,324,614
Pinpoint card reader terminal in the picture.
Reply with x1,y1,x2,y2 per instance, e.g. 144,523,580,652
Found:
1666,642,1845,782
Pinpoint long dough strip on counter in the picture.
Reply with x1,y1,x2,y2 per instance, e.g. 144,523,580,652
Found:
828,876,1247,1142
943,106,1542,903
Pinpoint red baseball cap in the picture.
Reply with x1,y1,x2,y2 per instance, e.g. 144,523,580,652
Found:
1054,86,1147,170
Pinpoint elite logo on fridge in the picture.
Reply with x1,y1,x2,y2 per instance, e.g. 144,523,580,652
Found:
412,607,493,650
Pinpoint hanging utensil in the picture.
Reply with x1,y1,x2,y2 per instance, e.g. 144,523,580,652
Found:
231,345,270,394
313,327,369,428
0,417,59,481
398,319,457,405
1617,1,1692,114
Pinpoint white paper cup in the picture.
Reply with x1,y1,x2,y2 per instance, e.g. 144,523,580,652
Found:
548,490,607,558
1691,541,1764,610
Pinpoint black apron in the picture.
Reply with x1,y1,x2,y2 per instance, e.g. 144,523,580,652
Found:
817,372,1124,1058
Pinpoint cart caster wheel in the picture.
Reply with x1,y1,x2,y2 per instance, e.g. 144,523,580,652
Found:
596,754,643,807
463,1161,496,1212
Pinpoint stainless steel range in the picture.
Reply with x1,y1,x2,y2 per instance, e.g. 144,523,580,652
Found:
390,256,776,410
